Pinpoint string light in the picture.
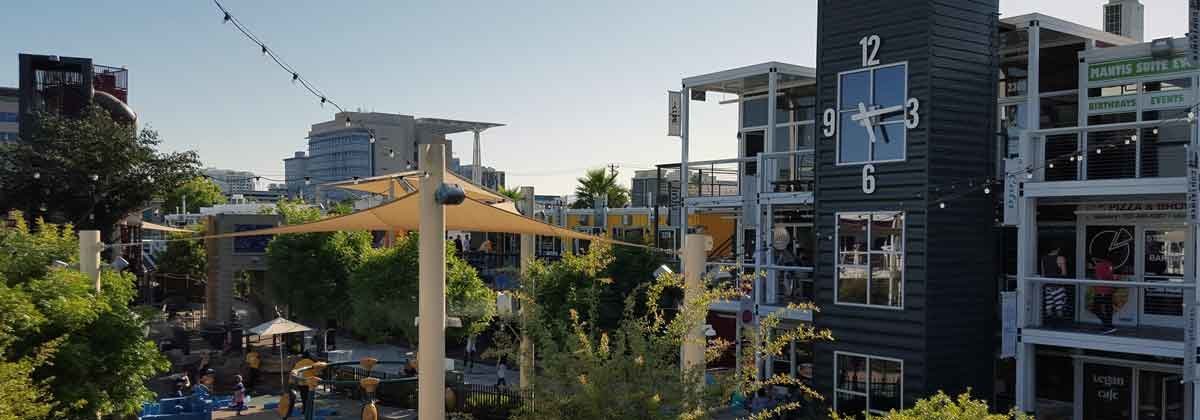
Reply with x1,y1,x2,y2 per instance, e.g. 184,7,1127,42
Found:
304,176,311,185
388,149,395,159
90,174,99,181
32,172,40,180
369,134,376,144
983,186,990,194
939,202,946,209
345,116,351,128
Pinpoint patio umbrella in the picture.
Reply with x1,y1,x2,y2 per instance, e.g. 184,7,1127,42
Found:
248,317,313,391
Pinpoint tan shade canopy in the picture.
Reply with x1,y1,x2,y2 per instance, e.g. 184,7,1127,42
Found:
205,191,635,246
326,170,510,204
141,222,194,234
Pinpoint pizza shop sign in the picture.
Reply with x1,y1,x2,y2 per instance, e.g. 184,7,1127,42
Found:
1078,202,1187,223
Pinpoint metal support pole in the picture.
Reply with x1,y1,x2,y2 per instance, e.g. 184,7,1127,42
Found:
680,86,690,254
1015,21,1041,414
519,186,536,391
417,140,447,420
681,234,709,376
79,230,101,292
472,130,482,185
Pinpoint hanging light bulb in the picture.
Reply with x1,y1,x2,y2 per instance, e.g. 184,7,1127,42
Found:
1152,128,1158,135
353,176,360,185
1131,134,1138,142
223,12,231,24
38,203,47,212
304,176,311,185
1124,139,1131,145
345,116,352,128
1049,162,1055,168
388,149,395,159
369,134,376,144
983,186,991,194
292,72,299,84
1069,155,1076,162
33,171,40,180
260,44,267,56
90,174,99,182
939,202,946,209
320,97,327,108
1025,172,1034,179
1096,148,1102,154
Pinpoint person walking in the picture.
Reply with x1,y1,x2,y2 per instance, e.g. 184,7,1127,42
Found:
496,360,508,387
1091,256,1117,334
232,374,247,415
1041,245,1069,321
464,334,477,371
292,352,317,410
245,349,260,390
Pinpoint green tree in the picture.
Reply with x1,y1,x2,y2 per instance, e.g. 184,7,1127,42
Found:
490,244,830,420
498,187,524,202
265,200,372,325
348,233,495,342
0,212,169,419
0,105,201,238
155,225,207,279
571,168,630,209
830,391,1031,420
163,176,227,214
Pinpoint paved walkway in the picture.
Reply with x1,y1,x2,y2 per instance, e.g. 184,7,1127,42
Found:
329,337,519,386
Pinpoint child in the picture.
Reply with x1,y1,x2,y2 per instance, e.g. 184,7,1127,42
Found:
496,360,508,387
232,374,247,415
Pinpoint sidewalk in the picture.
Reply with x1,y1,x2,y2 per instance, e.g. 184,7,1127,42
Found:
330,337,520,387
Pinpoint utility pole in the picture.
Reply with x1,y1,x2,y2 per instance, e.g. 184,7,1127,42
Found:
607,163,619,179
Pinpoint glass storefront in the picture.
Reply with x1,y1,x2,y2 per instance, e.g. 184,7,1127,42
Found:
1034,353,1186,420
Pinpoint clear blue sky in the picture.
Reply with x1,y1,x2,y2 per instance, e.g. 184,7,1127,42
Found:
0,0,1189,195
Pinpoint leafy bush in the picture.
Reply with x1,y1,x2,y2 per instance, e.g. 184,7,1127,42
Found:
830,391,1031,420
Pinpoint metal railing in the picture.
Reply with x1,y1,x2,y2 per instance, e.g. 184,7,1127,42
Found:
1024,275,1194,336
1031,118,1191,182
659,149,817,203
703,262,815,306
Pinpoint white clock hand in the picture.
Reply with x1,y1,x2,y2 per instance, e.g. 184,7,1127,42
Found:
855,103,878,144
850,104,904,122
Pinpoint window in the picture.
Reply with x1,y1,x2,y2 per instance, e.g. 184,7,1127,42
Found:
835,353,903,417
0,112,17,123
1104,4,1122,35
837,63,908,165
836,212,905,308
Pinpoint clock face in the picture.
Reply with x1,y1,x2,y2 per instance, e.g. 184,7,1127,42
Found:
821,34,921,193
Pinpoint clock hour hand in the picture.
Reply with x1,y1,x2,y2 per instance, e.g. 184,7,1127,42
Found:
855,103,878,143
850,104,905,122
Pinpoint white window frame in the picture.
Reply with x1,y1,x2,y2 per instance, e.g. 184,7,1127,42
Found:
834,211,906,309
739,91,818,182
835,62,909,166
833,351,904,417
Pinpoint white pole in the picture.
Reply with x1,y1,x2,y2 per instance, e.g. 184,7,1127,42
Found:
681,234,708,379
472,130,483,185
519,186,535,391
79,230,102,292
418,139,447,420
679,86,690,254
1015,20,1040,414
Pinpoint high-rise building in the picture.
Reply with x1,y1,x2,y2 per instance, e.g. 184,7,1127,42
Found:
1103,0,1144,42
285,112,502,202
202,167,257,195
0,87,17,144
451,163,506,190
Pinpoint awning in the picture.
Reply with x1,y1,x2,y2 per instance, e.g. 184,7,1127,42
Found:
325,170,510,204
141,222,194,234
204,191,640,246
248,317,313,336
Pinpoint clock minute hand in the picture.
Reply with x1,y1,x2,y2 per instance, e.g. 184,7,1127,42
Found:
854,103,878,144
850,104,904,122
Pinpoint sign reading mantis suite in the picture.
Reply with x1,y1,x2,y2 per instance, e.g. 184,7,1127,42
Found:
1088,55,1194,83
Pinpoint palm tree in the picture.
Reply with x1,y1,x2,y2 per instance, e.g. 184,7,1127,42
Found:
571,168,630,209
498,186,524,202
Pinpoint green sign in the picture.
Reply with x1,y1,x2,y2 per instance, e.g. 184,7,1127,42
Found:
1088,55,1194,83
1087,94,1137,114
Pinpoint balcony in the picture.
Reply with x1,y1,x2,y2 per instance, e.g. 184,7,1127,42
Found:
661,150,815,209
704,262,814,321
1020,276,1191,358
1022,118,1190,197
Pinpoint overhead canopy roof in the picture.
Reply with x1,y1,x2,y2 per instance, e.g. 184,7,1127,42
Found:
683,61,816,95
326,170,510,204
249,317,312,337
415,118,504,135
205,191,638,246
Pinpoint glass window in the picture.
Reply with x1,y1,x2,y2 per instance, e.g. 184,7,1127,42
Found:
835,353,903,417
0,112,17,123
742,97,767,128
1086,129,1137,180
1144,229,1185,317
1141,125,1188,178
838,64,908,164
837,212,905,308
1144,78,1191,93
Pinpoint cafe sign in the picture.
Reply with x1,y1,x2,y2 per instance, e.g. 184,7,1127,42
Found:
1088,55,1194,83
1087,90,1195,115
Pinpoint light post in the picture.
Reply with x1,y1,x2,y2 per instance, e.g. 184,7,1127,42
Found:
417,130,466,420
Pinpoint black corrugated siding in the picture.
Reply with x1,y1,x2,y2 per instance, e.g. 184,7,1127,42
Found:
813,0,999,408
